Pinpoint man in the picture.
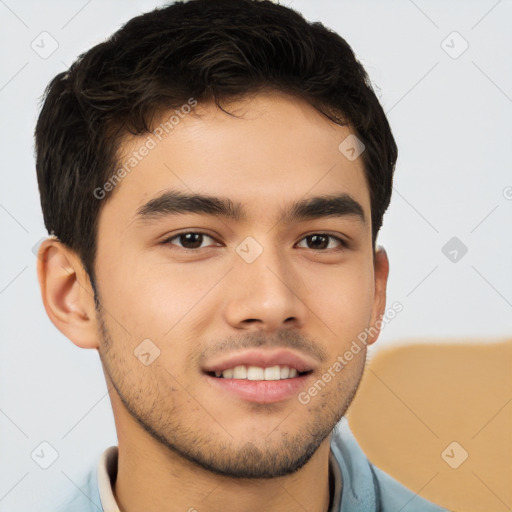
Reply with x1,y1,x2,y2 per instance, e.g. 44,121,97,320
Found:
35,0,447,510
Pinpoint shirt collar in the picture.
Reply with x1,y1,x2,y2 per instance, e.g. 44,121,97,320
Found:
328,448,343,511
97,445,120,512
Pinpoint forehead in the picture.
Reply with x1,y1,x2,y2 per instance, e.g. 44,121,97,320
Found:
100,91,371,229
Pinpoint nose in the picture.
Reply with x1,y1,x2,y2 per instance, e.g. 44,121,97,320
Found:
222,242,309,332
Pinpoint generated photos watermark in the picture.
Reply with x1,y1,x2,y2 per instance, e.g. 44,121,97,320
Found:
93,97,197,200
298,301,403,405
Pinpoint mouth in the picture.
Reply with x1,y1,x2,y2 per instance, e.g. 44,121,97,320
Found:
202,349,316,403
206,365,312,381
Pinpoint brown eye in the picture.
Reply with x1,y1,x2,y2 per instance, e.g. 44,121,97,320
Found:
162,231,218,250
296,234,346,251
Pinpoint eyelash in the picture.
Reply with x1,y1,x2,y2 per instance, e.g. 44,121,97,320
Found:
160,231,349,252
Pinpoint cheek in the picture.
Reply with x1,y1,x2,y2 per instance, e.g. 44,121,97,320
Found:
305,262,375,338
138,265,226,334
96,254,220,337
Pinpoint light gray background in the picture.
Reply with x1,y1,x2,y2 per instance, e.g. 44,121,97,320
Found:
1,0,511,510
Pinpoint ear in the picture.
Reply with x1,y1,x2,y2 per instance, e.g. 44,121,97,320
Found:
36,238,99,349
366,246,390,346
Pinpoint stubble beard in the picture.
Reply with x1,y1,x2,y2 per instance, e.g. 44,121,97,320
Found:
96,306,365,479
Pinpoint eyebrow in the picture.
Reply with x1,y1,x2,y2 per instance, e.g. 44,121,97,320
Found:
135,190,366,225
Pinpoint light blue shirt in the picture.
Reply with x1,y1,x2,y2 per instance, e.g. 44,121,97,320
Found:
51,419,448,511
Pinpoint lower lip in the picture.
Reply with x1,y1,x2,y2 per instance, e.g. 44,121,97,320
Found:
204,373,312,404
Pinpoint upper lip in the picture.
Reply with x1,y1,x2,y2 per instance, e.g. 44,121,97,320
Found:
202,349,318,374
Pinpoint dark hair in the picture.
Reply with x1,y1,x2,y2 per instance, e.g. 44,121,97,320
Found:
35,0,397,287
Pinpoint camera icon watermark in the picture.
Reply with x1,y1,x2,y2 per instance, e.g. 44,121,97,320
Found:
32,235,60,262
338,134,365,161
503,186,512,200
442,236,468,263
32,237,47,259
31,31,59,59
31,441,59,469
236,236,263,263
134,338,160,366
441,31,469,60
441,441,468,469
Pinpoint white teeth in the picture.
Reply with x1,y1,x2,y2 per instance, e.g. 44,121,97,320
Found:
222,368,234,379
233,365,247,379
264,366,281,380
247,366,264,380
217,364,303,380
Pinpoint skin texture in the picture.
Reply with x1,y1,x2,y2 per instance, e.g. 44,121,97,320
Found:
38,91,389,512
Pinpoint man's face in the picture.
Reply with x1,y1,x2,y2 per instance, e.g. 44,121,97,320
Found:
93,91,386,478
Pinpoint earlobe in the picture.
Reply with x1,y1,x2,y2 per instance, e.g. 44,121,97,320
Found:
37,238,99,349
366,245,390,346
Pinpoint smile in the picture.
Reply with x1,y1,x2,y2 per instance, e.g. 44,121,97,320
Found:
211,365,310,380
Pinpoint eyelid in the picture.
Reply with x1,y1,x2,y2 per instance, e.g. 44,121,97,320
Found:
161,230,349,251
161,230,220,249
296,232,349,250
